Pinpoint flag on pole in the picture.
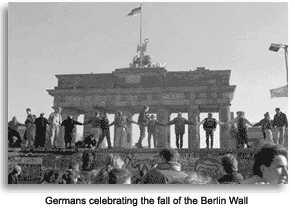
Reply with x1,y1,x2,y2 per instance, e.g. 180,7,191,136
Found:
126,6,141,17
270,85,288,98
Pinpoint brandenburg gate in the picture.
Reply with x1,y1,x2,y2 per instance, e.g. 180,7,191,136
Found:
47,67,236,149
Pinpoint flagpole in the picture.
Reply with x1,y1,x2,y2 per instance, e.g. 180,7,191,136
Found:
284,45,288,84
139,4,143,68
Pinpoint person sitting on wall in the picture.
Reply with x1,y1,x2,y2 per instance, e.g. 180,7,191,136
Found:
61,115,83,149
198,113,224,149
166,112,195,149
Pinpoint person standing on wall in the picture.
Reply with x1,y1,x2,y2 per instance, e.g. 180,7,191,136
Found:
84,111,102,147
135,106,150,148
147,115,166,149
228,111,253,149
61,114,83,149
272,108,288,146
96,112,112,149
254,112,274,144
24,108,36,148
48,107,63,149
166,112,195,149
34,113,50,148
198,113,224,149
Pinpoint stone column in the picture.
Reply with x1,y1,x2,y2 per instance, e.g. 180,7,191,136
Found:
83,110,93,139
156,106,170,148
219,104,235,149
188,105,200,149
72,113,80,143
123,109,135,149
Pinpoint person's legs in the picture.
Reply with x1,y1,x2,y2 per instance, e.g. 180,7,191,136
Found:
278,127,286,146
175,133,180,149
265,129,274,144
147,132,152,149
97,132,106,148
136,125,146,147
273,127,279,144
262,130,266,140
209,130,214,148
179,134,184,149
205,131,210,149
152,133,157,148
105,130,112,148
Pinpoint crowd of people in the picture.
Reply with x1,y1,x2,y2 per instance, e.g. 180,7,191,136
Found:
8,106,288,150
8,143,288,185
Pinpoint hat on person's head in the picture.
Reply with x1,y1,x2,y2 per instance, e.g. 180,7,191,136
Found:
26,108,31,112
40,113,45,117
275,108,280,111
264,112,269,117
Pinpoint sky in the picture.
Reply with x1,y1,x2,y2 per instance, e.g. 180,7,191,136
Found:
7,2,288,148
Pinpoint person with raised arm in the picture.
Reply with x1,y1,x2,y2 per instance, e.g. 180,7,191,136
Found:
61,114,83,149
83,111,102,148
147,115,166,149
227,111,253,149
166,112,195,149
253,112,274,144
135,106,150,148
109,110,138,148
197,113,224,149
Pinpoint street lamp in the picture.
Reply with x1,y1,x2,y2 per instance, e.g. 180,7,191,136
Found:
269,43,288,83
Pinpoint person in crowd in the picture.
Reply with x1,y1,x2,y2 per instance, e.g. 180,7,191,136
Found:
24,108,36,148
141,149,188,184
246,143,288,184
80,151,97,184
272,108,288,145
218,154,244,184
40,169,60,184
254,112,274,144
61,115,83,149
8,117,24,148
84,111,102,147
48,107,63,148
59,169,83,184
110,111,138,148
93,153,125,184
146,115,166,149
166,113,195,149
8,165,22,184
198,113,224,149
108,168,132,184
135,106,150,148
228,111,253,149
34,113,50,148
132,163,149,184
183,172,217,185
96,112,112,149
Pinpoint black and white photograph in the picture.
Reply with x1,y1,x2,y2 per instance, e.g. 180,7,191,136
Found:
6,2,288,186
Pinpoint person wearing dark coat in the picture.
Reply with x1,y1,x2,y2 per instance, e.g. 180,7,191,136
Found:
96,112,112,148
8,165,22,184
167,113,195,149
8,117,24,148
141,149,188,184
61,115,83,149
34,113,50,148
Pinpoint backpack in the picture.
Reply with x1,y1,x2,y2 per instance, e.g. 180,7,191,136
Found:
203,118,217,130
